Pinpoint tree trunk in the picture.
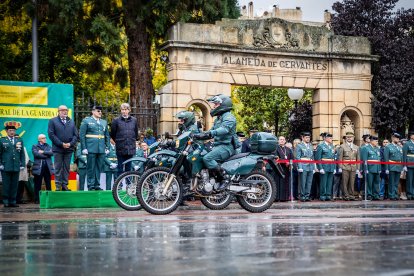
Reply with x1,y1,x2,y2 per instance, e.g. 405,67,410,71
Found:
122,0,154,121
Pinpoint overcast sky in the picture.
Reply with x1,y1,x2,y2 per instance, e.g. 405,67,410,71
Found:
238,0,414,22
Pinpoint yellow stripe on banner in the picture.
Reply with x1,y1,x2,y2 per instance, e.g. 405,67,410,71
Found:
0,106,72,119
0,85,48,105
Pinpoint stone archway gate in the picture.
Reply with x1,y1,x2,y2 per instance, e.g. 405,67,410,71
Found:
159,18,378,142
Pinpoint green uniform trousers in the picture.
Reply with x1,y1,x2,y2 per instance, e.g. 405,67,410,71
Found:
299,171,313,200
367,173,380,199
319,172,333,200
86,153,105,189
203,144,235,169
78,168,87,191
105,172,116,190
387,171,400,199
1,171,19,204
407,168,414,199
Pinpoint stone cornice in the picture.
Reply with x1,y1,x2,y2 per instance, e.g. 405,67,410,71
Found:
161,41,379,62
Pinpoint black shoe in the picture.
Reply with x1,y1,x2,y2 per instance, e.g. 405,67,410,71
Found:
8,203,19,207
16,200,27,204
88,187,95,191
94,187,103,191
4,204,10,208
61,185,71,191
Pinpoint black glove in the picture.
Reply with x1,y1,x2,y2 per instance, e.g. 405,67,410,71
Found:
193,131,212,140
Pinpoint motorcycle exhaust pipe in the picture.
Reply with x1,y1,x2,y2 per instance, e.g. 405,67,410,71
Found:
162,174,176,195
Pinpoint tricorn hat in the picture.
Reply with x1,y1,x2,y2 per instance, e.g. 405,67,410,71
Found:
408,130,414,137
369,135,378,141
325,133,333,138
301,131,311,137
392,132,401,139
91,105,102,110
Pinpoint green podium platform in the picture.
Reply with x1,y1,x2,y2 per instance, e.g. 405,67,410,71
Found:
39,191,119,209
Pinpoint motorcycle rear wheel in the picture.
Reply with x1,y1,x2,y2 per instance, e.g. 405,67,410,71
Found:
200,192,233,210
236,170,276,213
112,171,142,211
137,166,183,215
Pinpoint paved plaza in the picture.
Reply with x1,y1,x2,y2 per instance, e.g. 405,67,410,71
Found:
1,201,414,275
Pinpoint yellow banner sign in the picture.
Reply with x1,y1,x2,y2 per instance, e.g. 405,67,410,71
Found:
0,106,72,119
0,85,48,105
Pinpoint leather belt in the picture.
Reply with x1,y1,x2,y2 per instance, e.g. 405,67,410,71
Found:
85,134,105,139
108,158,117,160
389,160,401,163
407,154,414,157
300,158,311,160
322,158,334,161
367,159,380,163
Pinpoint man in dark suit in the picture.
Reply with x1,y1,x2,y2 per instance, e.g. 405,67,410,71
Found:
48,105,78,191
0,124,25,207
110,103,138,177
32,134,54,203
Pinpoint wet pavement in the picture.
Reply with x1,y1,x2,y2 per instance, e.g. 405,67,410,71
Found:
1,201,414,275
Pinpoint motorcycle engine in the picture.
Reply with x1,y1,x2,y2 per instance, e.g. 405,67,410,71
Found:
198,169,215,194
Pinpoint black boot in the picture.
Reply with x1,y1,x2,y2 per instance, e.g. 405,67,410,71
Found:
211,166,230,191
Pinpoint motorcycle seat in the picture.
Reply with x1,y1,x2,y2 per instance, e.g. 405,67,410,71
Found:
226,152,250,162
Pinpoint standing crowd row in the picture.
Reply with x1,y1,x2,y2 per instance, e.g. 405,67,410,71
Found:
239,131,414,202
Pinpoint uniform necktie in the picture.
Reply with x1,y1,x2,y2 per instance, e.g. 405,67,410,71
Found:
10,138,14,145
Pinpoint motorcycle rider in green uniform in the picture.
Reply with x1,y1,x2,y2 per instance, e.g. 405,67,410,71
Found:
193,94,239,191
176,111,200,136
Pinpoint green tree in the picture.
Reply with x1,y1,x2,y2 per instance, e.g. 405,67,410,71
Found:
232,86,312,138
122,0,240,111
331,0,414,137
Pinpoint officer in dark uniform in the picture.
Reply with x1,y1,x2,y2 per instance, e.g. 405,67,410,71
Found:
384,133,403,200
295,132,315,201
403,130,414,200
104,140,118,190
79,105,110,191
361,136,381,200
194,94,239,190
75,142,87,191
0,124,25,207
315,133,335,201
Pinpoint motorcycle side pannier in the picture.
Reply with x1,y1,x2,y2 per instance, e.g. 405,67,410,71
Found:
250,132,278,154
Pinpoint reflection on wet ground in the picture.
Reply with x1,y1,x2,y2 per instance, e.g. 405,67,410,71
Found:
1,201,414,275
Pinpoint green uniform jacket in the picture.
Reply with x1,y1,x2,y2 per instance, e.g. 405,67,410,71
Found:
359,143,369,162
79,116,110,154
361,144,381,173
104,144,117,172
76,143,87,170
210,111,238,147
403,139,414,168
384,143,403,172
315,142,335,172
0,136,25,172
295,142,315,171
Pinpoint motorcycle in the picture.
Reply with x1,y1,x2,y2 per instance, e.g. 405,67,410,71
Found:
136,131,283,215
112,139,179,211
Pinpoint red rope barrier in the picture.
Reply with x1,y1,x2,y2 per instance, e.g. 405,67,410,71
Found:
274,159,414,166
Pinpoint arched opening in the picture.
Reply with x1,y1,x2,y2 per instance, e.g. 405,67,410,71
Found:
186,100,211,131
340,108,362,145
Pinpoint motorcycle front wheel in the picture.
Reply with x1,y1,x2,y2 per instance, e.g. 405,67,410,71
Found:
237,170,276,213
136,166,183,215
201,192,233,210
112,171,142,211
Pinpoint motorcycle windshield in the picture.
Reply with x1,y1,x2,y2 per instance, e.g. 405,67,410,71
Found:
176,131,191,150
149,142,160,154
